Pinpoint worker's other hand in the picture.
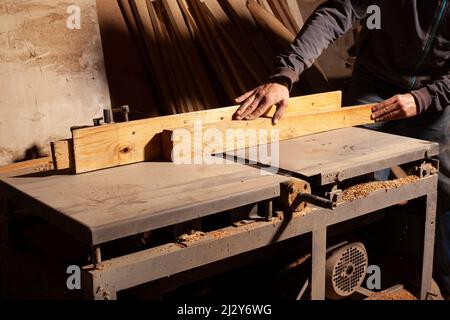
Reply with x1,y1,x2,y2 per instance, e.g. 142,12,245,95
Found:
233,81,290,125
371,93,418,122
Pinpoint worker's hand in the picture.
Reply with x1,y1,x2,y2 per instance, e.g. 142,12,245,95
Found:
233,81,290,125
371,93,418,122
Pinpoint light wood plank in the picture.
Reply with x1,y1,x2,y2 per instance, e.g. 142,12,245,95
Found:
71,91,342,173
0,157,53,176
267,0,297,34
161,105,375,161
286,0,304,31
51,140,74,171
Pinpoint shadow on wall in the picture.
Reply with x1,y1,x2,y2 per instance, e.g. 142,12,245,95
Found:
14,145,48,163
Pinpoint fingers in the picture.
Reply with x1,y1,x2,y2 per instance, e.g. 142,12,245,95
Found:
375,109,403,122
234,82,289,121
235,90,255,104
234,94,256,119
371,93,420,122
244,96,274,120
371,101,399,120
273,99,288,125
239,93,265,119
372,95,398,112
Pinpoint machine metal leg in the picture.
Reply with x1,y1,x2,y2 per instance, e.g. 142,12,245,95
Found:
420,192,437,300
0,194,9,248
91,246,102,269
265,200,273,221
311,226,327,300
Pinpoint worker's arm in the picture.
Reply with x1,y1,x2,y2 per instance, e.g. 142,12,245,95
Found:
371,75,450,122
235,0,371,124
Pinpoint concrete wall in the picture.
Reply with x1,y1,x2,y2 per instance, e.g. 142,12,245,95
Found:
0,0,110,165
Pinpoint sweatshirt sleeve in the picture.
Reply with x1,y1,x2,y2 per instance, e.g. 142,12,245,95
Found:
268,0,372,88
411,74,450,113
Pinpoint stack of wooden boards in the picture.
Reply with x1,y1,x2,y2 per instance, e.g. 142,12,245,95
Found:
120,0,330,115
50,91,374,174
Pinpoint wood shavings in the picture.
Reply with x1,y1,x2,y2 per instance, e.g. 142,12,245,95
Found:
177,231,206,243
366,289,417,300
342,176,420,202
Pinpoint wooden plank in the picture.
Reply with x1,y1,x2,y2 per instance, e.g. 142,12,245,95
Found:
257,0,274,14
286,0,304,30
247,0,330,92
196,1,255,93
202,0,269,82
162,0,218,108
71,91,342,173
51,140,74,171
181,0,240,100
248,0,293,48
161,105,375,161
268,0,297,34
131,0,178,114
224,0,277,70
99,0,160,118
155,0,196,113
0,157,53,176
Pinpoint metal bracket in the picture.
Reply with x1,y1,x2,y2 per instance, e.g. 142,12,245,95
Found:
232,200,273,227
112,105,130,122
325,189,343,203
415,159,439,178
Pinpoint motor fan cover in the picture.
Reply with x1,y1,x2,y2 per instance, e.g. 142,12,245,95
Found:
325,242,368,299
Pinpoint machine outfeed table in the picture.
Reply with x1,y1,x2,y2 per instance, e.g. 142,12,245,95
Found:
0,128,440,300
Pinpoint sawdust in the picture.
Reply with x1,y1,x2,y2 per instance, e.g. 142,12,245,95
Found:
177,231,206,243
210,230,228,239
366,289,417,300
342,176,420,202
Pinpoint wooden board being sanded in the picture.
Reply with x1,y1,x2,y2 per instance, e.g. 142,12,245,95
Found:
53,91,373,174
51,91,340,171
68,91,343,173
161,105,374,162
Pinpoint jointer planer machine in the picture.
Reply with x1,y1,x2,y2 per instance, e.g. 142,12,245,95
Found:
0,91,441,299
0,125,440,300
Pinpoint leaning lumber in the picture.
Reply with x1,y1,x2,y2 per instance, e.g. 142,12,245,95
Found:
70,91,343,173
223,0,277,71
162,0,219,109
131,0,178,114
267,0,298,34
202,0,269,83
247,0,330,92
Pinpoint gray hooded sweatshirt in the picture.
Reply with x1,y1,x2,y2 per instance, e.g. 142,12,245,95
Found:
270,0,450,113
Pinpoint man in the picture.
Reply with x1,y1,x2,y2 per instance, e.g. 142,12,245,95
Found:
234,0,450,297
